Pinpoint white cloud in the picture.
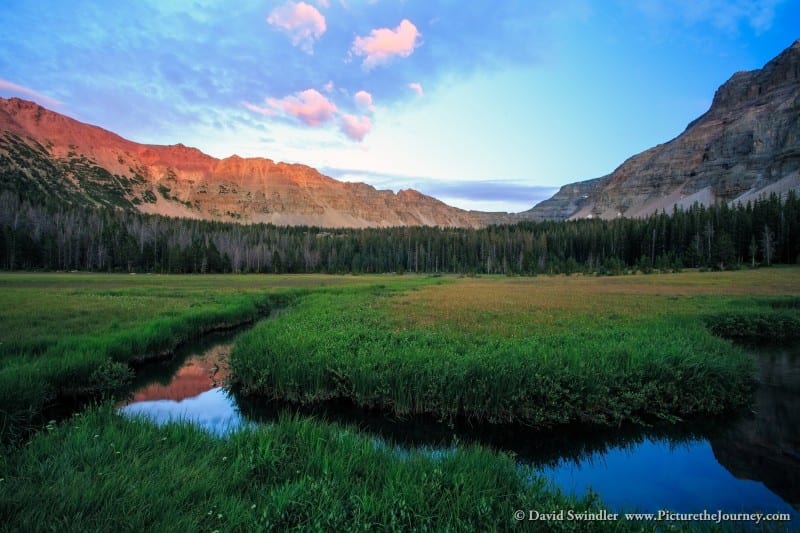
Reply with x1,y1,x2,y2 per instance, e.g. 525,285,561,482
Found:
407,82,423,97
267,2,326,53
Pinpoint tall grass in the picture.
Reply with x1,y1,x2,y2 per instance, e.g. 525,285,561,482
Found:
0,273,387,443
230,270,800,428
0,406,622,532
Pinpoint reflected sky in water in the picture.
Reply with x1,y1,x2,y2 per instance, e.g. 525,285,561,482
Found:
542,437,799,519
119,331,799,522
119,387,247,436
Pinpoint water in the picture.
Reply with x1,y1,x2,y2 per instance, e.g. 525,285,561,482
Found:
118,331,800,520
544,438,795,517
118,333,247,435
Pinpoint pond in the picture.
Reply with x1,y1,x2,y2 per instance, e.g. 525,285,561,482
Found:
118,330,800,521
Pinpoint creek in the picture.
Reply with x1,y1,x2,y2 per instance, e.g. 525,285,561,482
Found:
118,328,799,520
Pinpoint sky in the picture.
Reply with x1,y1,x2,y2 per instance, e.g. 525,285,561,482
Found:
1,1,798,213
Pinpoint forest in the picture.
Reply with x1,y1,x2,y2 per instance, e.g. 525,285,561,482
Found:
1,190,798,275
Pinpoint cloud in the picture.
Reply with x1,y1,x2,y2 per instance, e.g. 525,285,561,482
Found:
248,88,373,142
320,167,559,211
242,100,276,116
264,88,337,126
323,80,335,93
351,19,421,69
267,2,326,53
0,79,62,107
353,90,374,111
339,114,372,142
407,82,423,97
633,0,781,34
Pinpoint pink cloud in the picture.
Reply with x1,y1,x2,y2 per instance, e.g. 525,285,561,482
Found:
242,101,276,116
339,114,372,142
267,2,326,53
354,90,374,111
265,89,337,126
246,88,373,143
407,82,424,97
0,79,62,107
351,19,421,69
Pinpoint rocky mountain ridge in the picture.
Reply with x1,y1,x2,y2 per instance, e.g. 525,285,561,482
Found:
1,97,505,228
529,39,800,220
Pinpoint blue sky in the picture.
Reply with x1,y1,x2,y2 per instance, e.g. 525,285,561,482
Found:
1,1,798,212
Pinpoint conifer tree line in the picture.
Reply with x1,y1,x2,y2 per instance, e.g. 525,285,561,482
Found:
1,190,798,274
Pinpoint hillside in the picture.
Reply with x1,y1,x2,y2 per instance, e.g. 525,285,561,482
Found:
0,97,499,228
529,39,800,220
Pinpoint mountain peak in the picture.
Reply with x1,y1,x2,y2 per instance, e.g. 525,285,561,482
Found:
708,39,800,113
0,96,491,228
529,40,800,220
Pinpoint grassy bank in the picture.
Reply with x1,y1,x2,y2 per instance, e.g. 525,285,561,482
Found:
232,268,800,428
0,273,383,443
0,406,618,532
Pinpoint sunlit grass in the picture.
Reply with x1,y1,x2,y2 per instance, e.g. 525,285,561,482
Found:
388,268,800,337
0,272,408,442
233,268,800,427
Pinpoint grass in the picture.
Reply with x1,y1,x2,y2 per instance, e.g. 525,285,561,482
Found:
231,268,800,428
0,273,389,443
0,406,620,532
1,269,797,530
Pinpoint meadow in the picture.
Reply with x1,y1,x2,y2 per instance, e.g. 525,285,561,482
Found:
0,406,617,531
232,268,800,427
0,273,381,442
1,269,798,530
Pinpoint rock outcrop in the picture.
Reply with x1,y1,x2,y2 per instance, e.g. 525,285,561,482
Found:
528,39,800,220
0,97,489,228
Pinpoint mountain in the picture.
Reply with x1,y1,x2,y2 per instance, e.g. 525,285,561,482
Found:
529,39,800,220
0,97,498,228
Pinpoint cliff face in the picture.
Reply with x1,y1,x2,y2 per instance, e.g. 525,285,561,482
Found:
0,97,486,228
520,177,610,221
528,39,800,220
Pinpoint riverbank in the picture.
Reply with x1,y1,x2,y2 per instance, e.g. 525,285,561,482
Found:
232,270,800,428
0,273,386,443
1,406,613,531
2,269,798,530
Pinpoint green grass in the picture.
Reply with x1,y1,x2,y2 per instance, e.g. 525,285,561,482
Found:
2,270,797,531
231,269,800,428
0,406,624,532
0,273,394,443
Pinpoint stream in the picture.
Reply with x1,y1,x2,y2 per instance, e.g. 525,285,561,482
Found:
118,329,800,520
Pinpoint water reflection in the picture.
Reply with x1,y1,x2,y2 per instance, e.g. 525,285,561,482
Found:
119,333,799,519
539,348,799,518
117,333,245,435
120,387,245,436
709,349,800,512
